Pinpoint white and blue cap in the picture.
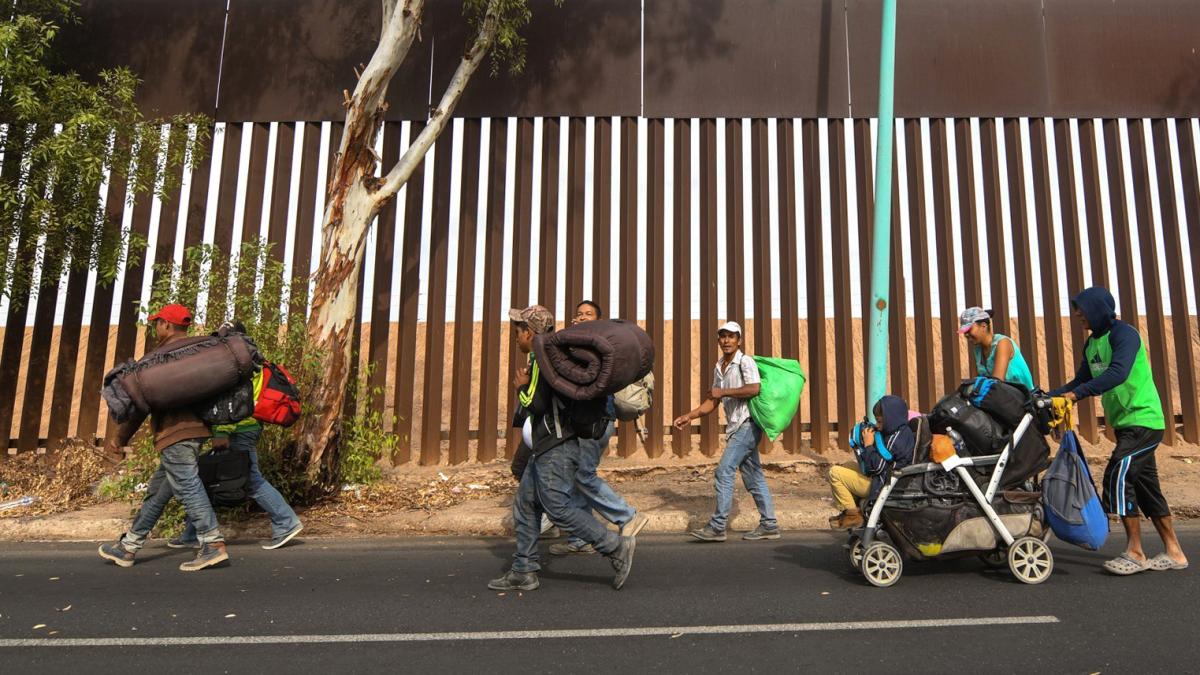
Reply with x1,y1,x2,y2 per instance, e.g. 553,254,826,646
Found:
717,321,743,336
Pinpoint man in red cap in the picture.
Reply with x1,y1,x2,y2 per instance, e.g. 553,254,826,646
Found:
98,303,230,572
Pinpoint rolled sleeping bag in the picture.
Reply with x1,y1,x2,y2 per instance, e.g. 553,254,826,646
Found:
100,374,137,424
532,319,654,401
111,334,260,417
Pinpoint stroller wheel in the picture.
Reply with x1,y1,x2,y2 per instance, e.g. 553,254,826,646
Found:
861,542,903,588
1007,536,1053,585
846,535,865,571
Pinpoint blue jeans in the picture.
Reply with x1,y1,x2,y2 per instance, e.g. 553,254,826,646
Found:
511,439,622,573
707,422,777,532
182,428,301,542
567,422,636,547
122,439,223,549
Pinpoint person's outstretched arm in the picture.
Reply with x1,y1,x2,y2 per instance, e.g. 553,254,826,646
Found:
673,396,719,430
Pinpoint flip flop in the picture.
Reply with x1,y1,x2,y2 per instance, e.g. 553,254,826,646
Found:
1103,553,1152,576
1148,553,1189,571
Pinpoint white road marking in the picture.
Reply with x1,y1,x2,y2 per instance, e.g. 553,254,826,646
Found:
0,615,1059,648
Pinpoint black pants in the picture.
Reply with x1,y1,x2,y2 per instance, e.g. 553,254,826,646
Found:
1102,426,1169,518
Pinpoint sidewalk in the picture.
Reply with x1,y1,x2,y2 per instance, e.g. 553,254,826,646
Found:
4,439,1199,542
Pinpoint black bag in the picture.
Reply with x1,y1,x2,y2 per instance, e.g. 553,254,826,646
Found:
198,447,251,507
960,377,1028,430
930,393,1006,454
551,395,609,440
197,379,256,426
1000,430,1051,490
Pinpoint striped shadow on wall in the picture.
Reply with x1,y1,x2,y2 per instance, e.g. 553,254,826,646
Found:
2,116,1199,462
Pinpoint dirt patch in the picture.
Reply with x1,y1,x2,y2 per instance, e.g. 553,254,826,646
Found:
0,442,110,517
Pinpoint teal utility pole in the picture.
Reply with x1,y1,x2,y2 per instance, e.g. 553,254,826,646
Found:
866,0,898,421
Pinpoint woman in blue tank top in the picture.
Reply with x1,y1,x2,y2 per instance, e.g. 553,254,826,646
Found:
958,306,1035,390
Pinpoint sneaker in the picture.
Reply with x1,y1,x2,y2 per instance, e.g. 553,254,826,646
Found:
539,526,563,540
98,540,136,568
549,541,596,556
688,525,726,542
829,510,864,530
167,536,200,549
610,536,637,590
179,542,229,572
262,523,304,550
488,569,540,591
620,512,650,538
743,525,782,541
539,514,554,534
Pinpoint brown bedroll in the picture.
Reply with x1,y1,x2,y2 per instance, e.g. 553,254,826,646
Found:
115,334,259,415
532,319,654,401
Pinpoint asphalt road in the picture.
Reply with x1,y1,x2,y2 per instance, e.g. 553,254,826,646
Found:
1,528,1197,673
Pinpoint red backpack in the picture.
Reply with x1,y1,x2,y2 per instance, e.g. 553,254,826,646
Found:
253,361,302,427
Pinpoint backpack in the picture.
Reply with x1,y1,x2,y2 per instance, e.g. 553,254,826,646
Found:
549,395,609,441
960,377,1029,430
197,379,256,426
1042,430,1108,550
613,373,654,421
253,361,302,427
198,447,251,507
929,392,1006,454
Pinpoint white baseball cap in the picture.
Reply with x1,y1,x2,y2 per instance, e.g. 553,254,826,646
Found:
717,321,743,335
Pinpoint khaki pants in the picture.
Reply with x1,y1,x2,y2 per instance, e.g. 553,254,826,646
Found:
829,462,872,512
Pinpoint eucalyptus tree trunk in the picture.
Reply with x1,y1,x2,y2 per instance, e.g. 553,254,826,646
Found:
297,0,502,488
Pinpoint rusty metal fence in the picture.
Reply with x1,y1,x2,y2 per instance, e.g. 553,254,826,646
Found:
2,115,1199,462
5,0,1200,460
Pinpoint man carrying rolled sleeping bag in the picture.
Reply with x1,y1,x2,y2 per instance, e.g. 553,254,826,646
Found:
491,307,643,592
97,304,259,572
101,314,260,425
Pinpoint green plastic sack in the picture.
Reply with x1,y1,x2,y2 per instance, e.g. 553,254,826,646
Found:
749,356,806,441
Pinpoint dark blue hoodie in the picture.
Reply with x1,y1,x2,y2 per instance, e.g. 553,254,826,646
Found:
876,395,915,469
859,395,916,502
1049,286,1142,399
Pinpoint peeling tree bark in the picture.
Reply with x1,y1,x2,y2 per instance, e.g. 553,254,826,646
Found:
297,0,503,489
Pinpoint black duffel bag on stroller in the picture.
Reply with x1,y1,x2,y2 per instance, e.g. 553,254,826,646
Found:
929,392,1006,454
959,377,1028,430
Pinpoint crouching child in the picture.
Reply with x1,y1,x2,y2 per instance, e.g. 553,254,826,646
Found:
828,395,916,530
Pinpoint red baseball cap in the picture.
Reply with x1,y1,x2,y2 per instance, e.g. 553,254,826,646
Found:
148,303,193,327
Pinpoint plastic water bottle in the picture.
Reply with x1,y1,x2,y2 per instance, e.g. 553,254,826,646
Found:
0,496,35,511
946,428,966,452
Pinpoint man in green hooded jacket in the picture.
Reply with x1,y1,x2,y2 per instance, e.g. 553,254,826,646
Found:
1051,287,1188,575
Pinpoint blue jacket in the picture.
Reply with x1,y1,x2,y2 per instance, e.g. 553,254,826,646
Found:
855,395,916,501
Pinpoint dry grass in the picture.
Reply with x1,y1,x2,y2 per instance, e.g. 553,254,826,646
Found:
0,441,110,517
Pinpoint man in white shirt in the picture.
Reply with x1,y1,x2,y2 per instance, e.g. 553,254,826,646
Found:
672,322,780,542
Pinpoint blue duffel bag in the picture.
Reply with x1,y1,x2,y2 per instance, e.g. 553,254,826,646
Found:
1042,430,1108,551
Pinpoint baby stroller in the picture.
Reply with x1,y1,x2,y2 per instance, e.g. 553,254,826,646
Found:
848,389,1054,588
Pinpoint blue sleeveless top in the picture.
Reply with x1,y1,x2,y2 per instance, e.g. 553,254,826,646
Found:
973,333,1035,390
